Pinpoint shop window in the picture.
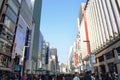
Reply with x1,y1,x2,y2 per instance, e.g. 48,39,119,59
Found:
105,50,115,60
7,0,19,15
6,7,17,23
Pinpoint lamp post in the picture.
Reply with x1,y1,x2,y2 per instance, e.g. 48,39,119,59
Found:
83,40,93,72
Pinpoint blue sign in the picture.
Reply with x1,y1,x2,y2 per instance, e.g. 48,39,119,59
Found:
25,30,32,60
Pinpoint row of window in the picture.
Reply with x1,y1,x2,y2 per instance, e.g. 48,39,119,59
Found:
98,51,114,62
98,47,120,62
99,62,117,73
0,24,14,43
0,0,20,54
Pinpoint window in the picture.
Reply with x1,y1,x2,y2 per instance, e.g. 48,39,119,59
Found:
116,47,120,53
7,0,19,15
4,16,15,33
105,50,115,59
5,43,12,52
0,54,10,67
6,7,17,23
108,63,118,73
98,55,104,62
100,65,106,73
0,26,6,39
6,31,13,42
0,25,14,43
0,39,12,53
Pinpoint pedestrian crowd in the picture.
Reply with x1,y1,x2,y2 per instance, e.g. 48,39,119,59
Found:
0,70,120,80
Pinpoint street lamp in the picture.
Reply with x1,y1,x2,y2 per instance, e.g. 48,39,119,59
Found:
83,40,93,72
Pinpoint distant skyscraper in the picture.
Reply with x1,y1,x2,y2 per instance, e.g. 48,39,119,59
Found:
32,0,42,70
49,48,59,73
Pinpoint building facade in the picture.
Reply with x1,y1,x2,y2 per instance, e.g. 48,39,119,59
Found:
0,0,34,76
37,31,44,69
49,48,59,74
41,41,50,70
78,0,120,74
32,0,42,72
67,46,75,73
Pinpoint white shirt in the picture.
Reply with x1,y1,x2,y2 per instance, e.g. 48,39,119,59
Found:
73,76,80,80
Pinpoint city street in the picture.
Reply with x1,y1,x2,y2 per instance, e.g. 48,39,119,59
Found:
0,0,120,80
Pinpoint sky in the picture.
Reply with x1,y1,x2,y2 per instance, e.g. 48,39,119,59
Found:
40,0,87,64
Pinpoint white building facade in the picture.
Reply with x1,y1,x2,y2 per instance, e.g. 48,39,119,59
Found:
78,0,120,74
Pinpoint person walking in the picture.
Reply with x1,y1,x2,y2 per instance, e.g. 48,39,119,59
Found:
73,72,80,80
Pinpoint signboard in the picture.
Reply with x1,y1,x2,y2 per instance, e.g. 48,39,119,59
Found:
91,54,96,63
25,30,32,60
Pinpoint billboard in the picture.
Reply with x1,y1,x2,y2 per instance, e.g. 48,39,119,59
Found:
13,15,27,58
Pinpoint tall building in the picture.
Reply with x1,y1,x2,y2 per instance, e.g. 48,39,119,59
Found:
37,31,44,68
0,0,34,75
78,0,120,74
49,48,59,73
41,41,50,70
67,46,74,73
0,0,19,72
60,63,67,73
32,0,42,71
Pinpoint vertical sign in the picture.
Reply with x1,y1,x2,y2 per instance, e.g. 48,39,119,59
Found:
25,30,32,60
83,11,90,56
